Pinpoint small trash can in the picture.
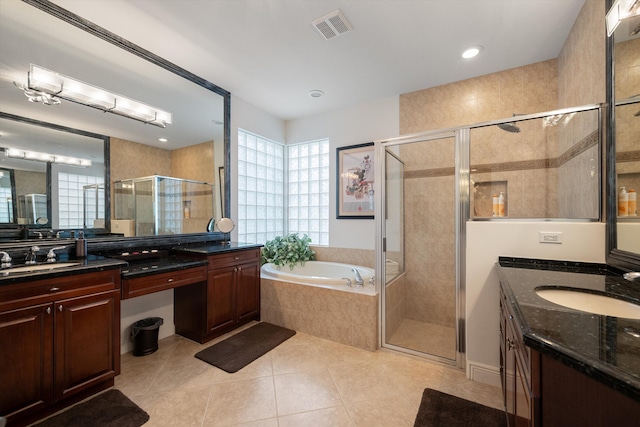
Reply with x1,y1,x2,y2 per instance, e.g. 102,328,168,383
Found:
131,317,163,356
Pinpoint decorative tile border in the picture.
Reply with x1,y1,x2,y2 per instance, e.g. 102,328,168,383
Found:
404,130,600,178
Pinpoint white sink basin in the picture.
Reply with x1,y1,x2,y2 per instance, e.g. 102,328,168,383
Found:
535,288,640,319
1,262,82,275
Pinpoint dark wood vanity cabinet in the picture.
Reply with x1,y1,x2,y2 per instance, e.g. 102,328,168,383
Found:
500,288,540,427
175,248,260,343
0,269,120,426
500,285,640,427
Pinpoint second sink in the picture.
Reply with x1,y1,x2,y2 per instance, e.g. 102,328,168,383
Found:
535,287,640,319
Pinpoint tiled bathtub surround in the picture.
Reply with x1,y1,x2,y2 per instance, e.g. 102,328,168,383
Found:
311,246,375,268
260,278,378,351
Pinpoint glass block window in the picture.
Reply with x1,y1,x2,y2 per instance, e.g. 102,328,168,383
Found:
287,139,330,246
58,172,104,228
237,129,285,244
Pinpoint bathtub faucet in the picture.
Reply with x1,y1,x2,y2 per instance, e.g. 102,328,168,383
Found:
352,268,364,287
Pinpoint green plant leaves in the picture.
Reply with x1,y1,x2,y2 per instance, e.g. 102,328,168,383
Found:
260,233,315,269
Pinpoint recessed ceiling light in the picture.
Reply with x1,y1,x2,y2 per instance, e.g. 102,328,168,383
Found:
461,46,483,59
159,138,168,142
309,90,324,98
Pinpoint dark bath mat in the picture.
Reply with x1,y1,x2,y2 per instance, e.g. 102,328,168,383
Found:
414,388,506,427
32,389,149,427
195,322,296,373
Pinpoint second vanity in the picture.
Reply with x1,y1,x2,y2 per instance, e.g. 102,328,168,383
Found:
0,239,261,426
496,257,640,427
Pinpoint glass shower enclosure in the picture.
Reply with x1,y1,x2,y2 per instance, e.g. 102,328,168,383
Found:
114,175,214,236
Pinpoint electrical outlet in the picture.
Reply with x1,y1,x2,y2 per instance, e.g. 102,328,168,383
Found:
539,231,563,244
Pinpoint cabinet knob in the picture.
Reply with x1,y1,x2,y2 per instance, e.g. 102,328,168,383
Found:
167,278,174,282
58,305,63,312
234,267,238,272
50,287,60,292
46,307,51,315
234,256,240,260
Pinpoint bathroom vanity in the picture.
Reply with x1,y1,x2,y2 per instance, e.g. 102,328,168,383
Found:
0,240,261,426
173,244,261,343
0,259,126,426
497,257,640,427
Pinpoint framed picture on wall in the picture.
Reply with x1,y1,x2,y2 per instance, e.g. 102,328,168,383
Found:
336,142,375,219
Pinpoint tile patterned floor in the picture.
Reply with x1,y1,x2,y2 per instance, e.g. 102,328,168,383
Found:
387,318,457,360
114,322,502,426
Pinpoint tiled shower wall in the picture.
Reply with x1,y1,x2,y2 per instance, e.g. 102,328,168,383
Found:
395,0,605,329
110,138,216,226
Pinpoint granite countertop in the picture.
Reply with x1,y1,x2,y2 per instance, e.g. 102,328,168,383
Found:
172,241,263,255
0,256,127,285
496,257,640,402
121,255,208,279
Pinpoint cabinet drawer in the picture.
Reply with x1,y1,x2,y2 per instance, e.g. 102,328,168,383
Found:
0,269,120,312
208,249,260,270
122,266,207,299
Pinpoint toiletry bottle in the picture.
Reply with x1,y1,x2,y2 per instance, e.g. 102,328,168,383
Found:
75,231,87,258
618,187,628,217
184,202,190,219
629,189,637,216
498,192,505,217
492,195,499,217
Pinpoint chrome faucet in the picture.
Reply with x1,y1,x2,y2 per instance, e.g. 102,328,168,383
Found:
25,246,39,265
0,251,11,268
352,268,364,287
47,247,67,263
623,272,640,282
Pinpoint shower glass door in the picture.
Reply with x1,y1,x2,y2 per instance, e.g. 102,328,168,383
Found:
380,131,463,366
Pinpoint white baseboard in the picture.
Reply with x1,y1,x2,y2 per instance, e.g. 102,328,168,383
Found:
467,360,501,388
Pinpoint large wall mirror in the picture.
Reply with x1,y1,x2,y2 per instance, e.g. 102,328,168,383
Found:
0,0,230,240
607,2,640,270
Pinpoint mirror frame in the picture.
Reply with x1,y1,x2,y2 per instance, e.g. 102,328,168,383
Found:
19,0,231,236
605,0,640,271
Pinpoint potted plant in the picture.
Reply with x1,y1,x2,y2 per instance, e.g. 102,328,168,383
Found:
260,233,315,269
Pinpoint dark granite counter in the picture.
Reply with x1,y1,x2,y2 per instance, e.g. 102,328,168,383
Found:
496,257,640,402
121,255,208,279
172,241,263,255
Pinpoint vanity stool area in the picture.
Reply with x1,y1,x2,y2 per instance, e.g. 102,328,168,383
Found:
0,239,261,426
496,257,640,427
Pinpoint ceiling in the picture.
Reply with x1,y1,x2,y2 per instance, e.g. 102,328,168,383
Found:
50,0,587,122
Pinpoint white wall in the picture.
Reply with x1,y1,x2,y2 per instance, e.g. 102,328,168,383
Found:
465,221,606,386
286,95,400,249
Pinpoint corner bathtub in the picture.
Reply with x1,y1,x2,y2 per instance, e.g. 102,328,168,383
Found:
260,261,376,294
260,261,378,350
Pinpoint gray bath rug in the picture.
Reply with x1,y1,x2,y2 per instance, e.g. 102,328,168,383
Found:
414,388,506,426
195,322,296,373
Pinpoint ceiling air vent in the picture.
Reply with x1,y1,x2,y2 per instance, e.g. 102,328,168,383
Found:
312,10,353,40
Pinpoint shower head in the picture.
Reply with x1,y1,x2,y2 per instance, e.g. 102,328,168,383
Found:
497,113,523,133
498,122,521,133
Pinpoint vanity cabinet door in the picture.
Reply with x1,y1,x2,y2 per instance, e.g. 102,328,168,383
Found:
207,266,236,334
235,261,260,323
54,290,119,400
0,304,53,420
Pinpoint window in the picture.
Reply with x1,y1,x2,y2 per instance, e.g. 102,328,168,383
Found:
58,172,104,228
287,140,330,245
237,130,330,246
237,129,285,244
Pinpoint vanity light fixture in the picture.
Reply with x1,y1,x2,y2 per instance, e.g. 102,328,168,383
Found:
607,0,640,36
461,46,483,59
4,147,92,167
16,64,172,128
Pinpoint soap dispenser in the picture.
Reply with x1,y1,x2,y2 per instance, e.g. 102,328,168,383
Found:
75,231,87,258
498,192,505,217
